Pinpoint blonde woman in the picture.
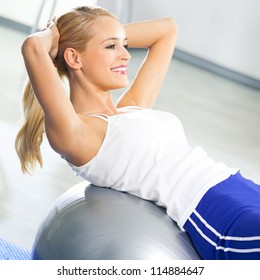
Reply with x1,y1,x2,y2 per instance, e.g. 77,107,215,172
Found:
16,6,260,259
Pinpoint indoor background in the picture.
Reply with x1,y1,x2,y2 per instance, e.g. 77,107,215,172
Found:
0,0,259,250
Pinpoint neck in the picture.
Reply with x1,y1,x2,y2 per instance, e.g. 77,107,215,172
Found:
69,79,118,115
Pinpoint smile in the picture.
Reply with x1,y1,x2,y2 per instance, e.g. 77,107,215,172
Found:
111,65,128,75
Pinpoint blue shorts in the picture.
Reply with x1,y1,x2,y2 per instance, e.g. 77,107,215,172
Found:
184,172,260,259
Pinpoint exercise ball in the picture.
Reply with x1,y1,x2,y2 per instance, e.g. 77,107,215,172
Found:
32,182,201,260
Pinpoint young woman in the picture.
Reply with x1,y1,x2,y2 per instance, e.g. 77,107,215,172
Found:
15,6,260,259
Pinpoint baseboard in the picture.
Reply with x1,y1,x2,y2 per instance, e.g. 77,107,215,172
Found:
174,49,260,91
0,16,31,34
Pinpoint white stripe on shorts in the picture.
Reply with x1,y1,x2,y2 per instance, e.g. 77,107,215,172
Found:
188,214,260,253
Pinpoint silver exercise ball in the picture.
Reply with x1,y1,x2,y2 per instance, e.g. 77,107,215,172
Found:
32,182,201,260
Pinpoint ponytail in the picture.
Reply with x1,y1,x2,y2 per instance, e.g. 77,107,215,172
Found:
15,6,117,174
15,81,45,174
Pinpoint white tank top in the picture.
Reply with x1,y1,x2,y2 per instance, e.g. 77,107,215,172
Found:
67,107,238,229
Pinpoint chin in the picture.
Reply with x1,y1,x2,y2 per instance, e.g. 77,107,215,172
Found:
111,80,129,90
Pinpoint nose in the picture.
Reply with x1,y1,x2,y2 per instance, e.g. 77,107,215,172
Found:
119,45,131,61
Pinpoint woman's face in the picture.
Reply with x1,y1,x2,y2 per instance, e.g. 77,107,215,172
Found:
79,16,131,91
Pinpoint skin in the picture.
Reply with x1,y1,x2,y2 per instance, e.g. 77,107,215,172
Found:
21,15,178,167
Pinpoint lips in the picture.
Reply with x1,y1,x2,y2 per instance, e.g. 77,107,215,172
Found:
111,65,128,75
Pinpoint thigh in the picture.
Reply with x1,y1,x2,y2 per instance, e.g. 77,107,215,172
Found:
184,172,260,260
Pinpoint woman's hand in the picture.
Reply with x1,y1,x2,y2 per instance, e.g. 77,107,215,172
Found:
22,18,60,62
43,18,60,61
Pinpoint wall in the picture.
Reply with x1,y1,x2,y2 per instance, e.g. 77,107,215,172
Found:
0,0,97,29
98,0,260,81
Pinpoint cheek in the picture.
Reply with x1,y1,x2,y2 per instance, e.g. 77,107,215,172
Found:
82,55,106,75
90,53,114,75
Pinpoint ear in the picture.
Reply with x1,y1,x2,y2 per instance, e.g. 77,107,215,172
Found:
64,48,82,70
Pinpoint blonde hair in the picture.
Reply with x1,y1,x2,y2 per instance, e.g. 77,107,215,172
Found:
15,6,116,173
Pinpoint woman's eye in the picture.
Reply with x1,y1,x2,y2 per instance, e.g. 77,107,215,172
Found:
106,44,116,49
106,44,128,50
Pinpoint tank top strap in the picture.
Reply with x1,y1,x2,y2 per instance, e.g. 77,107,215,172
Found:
118,106,144,112
86,106,143,121
86,113,109,122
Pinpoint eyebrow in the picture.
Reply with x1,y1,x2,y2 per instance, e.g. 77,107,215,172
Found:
101,37,128,44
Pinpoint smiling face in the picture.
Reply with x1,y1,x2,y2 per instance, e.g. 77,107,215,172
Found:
78,16,131,92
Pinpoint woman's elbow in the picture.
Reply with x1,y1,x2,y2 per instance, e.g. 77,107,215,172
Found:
21,36,35,57
164,18,178,34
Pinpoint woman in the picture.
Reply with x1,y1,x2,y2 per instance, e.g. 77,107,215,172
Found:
15,6,260,259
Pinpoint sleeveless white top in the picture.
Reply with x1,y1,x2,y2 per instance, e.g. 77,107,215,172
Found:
67,107,238,229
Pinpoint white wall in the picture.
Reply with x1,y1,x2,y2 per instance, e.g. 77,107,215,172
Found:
1,0,97,29
98,0,260,80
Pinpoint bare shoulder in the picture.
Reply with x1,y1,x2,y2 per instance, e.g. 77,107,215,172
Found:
47,114,108,167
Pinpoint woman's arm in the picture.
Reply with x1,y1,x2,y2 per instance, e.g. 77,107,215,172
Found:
117,18,178,108
21,22,81,156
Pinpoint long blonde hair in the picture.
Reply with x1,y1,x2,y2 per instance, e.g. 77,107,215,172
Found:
15,6,116,173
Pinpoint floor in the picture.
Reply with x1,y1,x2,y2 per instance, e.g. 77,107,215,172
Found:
0,25,259,251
